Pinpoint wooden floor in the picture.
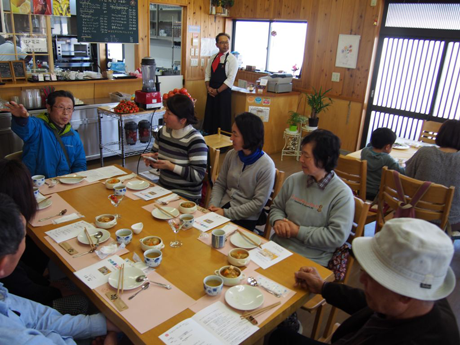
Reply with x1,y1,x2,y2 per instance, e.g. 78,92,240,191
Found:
88,151,460,342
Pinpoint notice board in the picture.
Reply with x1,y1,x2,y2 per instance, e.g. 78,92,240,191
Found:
76,0,139,43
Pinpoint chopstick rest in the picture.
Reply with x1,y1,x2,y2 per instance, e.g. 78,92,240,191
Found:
59,242,77,255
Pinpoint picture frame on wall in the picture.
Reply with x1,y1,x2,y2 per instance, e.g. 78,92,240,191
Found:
0,61,14,81
11,60,26,81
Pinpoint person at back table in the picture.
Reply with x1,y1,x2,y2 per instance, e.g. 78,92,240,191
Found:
360,127,405,201
208,112,275,231
406,119,460,233
2,90,86,178
269,218,460,345
0,193,120,344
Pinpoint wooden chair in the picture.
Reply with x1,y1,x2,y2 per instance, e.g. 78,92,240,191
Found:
217,127,232,137
202,147,220,208
418,120,442,144
262,169,286,239
302,197,371,340
376,167,455,233
4,150,22,161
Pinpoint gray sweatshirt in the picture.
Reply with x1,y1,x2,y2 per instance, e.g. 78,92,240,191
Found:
209,149,275,221
269,172,354,267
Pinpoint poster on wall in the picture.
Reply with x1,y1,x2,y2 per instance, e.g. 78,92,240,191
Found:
52,0,70,17
335,34,361,69
33,0,52,15
201,38,218,57
248,106,270,122
11,0,31,14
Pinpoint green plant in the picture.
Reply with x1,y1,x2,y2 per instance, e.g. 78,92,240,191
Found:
306,87,333,119
221,0,234,9
287,110,307,127
211,0,221,6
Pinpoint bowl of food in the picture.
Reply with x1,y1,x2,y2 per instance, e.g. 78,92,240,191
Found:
95,214,118,229
178,201,197,214
227,248,250,267
105,178,122,190
140,236,165,251
215,265,245,286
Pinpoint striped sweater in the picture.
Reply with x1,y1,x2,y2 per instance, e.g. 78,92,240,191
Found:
153,125,208,201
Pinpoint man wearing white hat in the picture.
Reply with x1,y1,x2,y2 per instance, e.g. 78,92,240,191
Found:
269,218,459,344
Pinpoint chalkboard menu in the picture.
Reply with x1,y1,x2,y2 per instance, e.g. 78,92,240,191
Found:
76,0,139,43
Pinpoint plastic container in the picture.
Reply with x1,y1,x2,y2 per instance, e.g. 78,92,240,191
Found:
138,120,151,143
124,121,138,145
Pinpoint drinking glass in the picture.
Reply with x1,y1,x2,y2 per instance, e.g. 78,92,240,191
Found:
168,218,183,248
108,194,124,207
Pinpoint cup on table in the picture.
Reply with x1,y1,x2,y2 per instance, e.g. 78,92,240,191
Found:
144,248,162,267
113,184,127,196
203,275,224,296
33,187,39,199
115,229,133,245
211,229,226,249
179,214,194,230
32,175,45,187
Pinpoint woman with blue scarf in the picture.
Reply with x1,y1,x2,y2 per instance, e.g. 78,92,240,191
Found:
208,112,275,231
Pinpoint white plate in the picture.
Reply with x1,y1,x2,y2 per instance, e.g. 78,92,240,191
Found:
108,266,145,291
59,176,84,184
225,285,264,311
151,207,179,220
230,231,262,249
37,198,52,210
77,228,111,245
126,180,150,191
393,143,410,150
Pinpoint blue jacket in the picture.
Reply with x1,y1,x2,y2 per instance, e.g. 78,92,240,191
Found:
0,283,106,344
11,113,86,178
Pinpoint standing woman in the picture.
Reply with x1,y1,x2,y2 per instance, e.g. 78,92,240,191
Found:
209,112,275,231
406,119,460,232
142,94,207,202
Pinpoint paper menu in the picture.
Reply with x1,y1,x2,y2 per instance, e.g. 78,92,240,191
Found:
45,220,94,243
159,302,258,345
133,185,172,201
193,213,231,232
74,255,125,289
79,166,127,182
249,241,293,269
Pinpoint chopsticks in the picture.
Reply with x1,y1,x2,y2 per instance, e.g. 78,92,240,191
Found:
38,195,52,204
84,228,95,251
116,264,125,299
237,230,262,249
153,203,177,218
240,301,281,319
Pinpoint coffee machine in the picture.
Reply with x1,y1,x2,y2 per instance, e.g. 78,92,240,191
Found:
135,57,162,109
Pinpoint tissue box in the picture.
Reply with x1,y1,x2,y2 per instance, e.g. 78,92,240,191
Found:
109,92,132,102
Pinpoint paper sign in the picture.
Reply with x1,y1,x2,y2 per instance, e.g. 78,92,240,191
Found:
45,220,94,243
193,212,230,232
249,241,293,269
74,255,125,289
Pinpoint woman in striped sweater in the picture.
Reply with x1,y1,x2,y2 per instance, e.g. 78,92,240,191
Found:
142,94,207,202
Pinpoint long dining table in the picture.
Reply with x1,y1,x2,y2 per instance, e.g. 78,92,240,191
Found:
27,165,333,344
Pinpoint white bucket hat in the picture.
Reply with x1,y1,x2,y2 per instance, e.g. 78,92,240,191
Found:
352,218,455,301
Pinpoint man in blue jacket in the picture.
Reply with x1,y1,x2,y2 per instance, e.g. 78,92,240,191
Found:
3,90,86,178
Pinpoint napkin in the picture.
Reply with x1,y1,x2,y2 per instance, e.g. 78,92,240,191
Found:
53,213,84,224
156,193,179,204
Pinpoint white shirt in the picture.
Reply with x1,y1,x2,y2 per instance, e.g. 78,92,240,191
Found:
0,41,27,61
205,52,238,88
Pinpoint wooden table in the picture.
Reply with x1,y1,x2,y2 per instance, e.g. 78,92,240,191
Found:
27,165,332,344
204,133,233,150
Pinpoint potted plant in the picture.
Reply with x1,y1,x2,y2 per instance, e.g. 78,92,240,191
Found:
306,87,333,127
211,0,222,14
287,110,307,132
221,0,234,15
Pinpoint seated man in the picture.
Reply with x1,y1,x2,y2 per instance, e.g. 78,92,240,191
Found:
3,90,86,178
0,193,119,344
269,218,459,345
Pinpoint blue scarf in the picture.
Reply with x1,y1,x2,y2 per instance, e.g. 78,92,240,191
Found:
238,148,264,170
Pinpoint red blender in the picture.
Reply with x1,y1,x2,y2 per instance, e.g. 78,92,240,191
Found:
135,57,162,109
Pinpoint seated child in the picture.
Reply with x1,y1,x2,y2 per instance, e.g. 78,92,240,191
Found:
361,128,405,200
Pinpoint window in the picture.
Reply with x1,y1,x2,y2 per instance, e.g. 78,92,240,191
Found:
233,20,307,76
107,43,124,62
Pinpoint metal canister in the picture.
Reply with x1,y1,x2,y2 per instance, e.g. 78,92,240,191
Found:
138,120,151,143
124,121,138,145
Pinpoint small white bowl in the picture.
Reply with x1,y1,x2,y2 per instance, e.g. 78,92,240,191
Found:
215,265,245,286
105,178,122,190
140,236,165,251
32,175,45,187
227,248,251,267
131,222,144,234
178,201,197,214
95,214,118,229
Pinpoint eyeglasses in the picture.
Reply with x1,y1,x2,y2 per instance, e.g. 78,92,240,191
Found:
53,105,74,113
217,41,229,45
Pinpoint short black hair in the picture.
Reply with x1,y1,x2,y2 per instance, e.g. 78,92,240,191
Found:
301,129,341,173
234,112,264,152
370,128,397,149
215,33,230,43
46,90,75,108
0,193,25,258
0,159,37,222
436,120,460,150
166,94,198,125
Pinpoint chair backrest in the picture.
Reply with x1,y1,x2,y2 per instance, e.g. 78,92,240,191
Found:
335,155,367,201
217,127,232,137
377,167,455,231
202,147,221,208
263,169,286,239
4,150,22,161
419,121,442,144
